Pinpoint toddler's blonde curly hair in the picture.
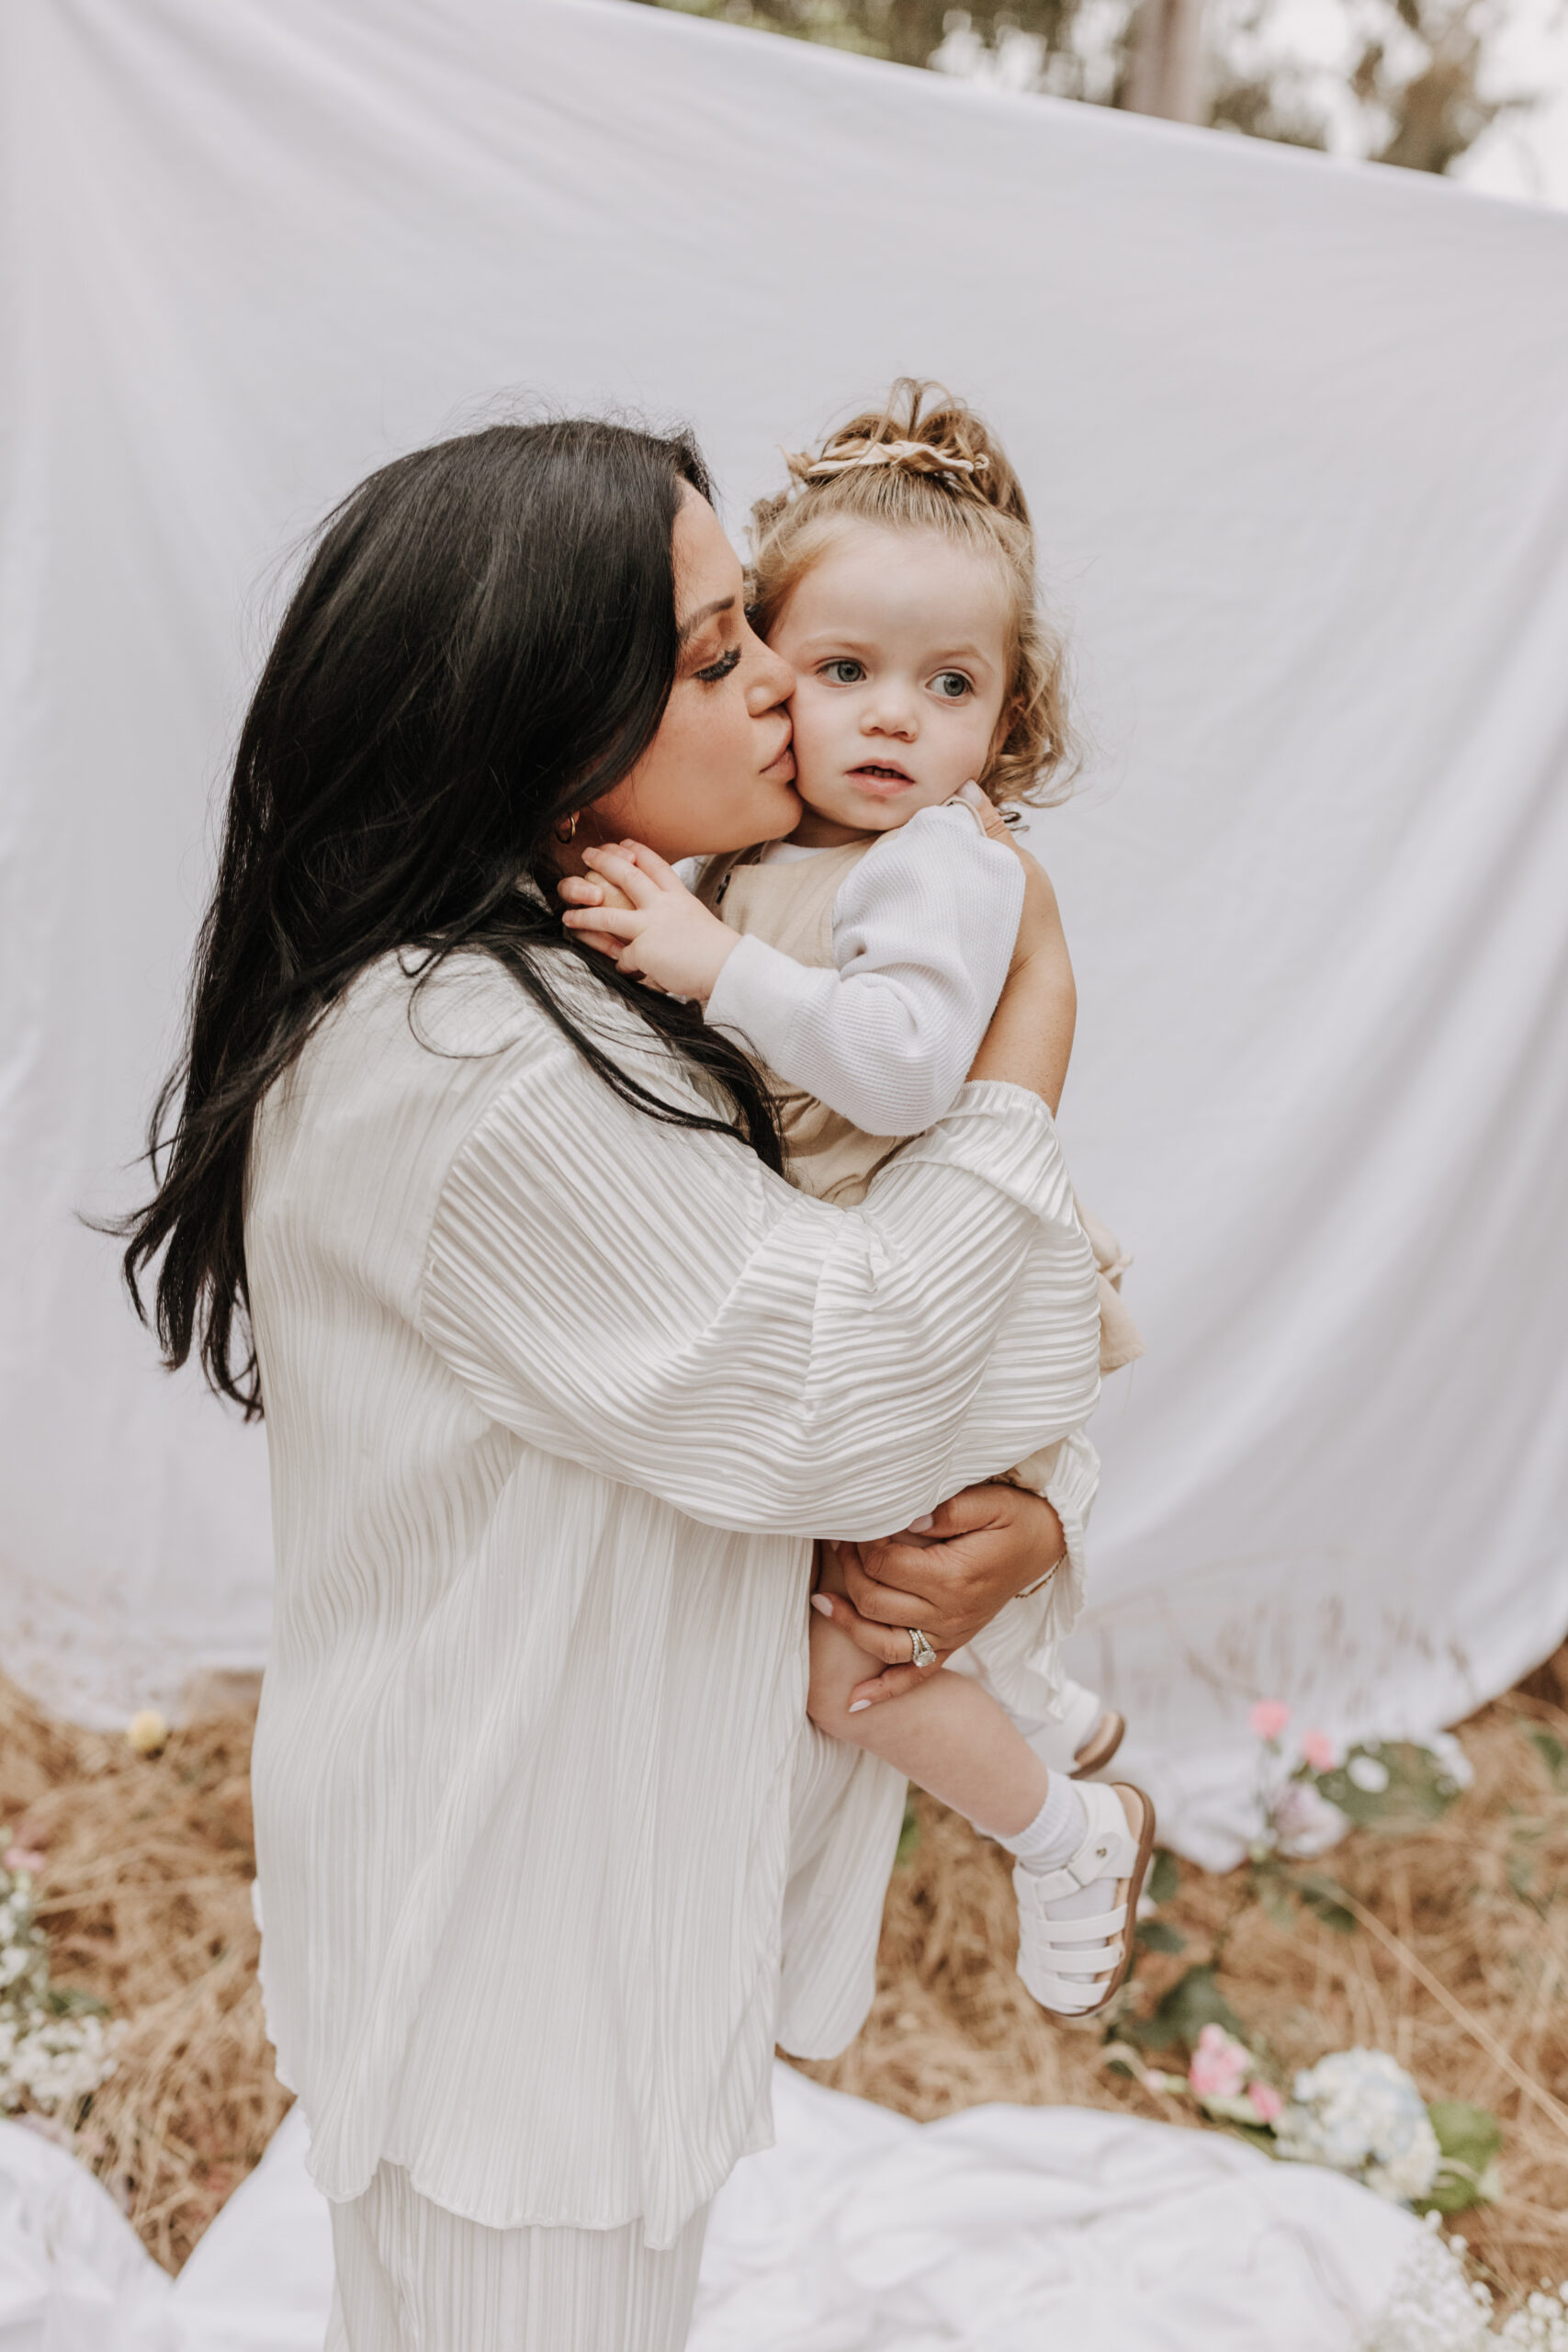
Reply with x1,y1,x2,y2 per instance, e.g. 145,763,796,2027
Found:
749,380,1077,810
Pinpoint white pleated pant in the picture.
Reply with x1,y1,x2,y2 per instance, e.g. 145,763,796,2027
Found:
322,1730,863,2349
324,2165,710,2351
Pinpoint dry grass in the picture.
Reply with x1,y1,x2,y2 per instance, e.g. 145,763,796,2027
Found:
3,1657,1567,2297
0,1676,288,2272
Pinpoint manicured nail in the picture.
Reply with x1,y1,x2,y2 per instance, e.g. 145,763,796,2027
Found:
848,1699,872,1714
908,1514,934,1533
809,1595,832,1617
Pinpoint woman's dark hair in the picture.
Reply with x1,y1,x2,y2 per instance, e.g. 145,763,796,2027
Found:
118,418,784,1418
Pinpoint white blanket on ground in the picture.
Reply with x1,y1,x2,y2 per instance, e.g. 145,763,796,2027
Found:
2,0,1566,1860
0,2065,1423,2349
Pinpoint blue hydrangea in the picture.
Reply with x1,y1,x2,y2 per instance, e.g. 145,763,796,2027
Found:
1274,2047,1440,2203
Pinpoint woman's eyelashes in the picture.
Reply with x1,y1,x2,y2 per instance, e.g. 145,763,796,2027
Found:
694,646,741,684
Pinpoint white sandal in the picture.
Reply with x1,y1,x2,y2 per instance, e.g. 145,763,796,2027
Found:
1021,1678,1126,1781
1013,1781,1156,2018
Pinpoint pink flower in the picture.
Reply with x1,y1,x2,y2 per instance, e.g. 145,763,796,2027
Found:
3,1846,44,1875
1189,2023,1249,2100
1248,1700,1291,1743
1301,1730,1338,1774
1247,2080,1284,2124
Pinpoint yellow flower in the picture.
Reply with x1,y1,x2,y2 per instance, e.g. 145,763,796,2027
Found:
126,1708,169,1757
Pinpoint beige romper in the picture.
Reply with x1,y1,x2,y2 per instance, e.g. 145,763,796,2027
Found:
697,833,1145,1721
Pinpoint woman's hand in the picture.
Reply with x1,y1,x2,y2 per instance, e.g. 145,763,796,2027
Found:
966,848,1076,1114
559,842,739,1002
812,1482,1066,1709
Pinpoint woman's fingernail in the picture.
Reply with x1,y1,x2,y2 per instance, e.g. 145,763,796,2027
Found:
908,1514,934,1533
809,1595,832,1617
848,1699,872,1714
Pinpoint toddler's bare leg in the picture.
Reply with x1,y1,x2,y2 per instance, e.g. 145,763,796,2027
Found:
807,1607,1047,1837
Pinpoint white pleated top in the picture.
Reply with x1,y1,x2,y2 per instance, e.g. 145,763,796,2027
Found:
246,948,1100,2245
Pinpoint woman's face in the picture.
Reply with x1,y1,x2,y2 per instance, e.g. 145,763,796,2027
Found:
585,488,800,860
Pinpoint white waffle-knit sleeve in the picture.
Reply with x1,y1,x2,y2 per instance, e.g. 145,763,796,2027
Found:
705,804,1024,1136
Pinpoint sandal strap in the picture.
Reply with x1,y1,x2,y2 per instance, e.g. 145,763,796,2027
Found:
1059,1784,1138,1885
1021,1907,1126,1948
1026,1854,1132,1905
1027,1967,1117,2012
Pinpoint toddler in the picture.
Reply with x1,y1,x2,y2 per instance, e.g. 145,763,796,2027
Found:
562,385,1151,2016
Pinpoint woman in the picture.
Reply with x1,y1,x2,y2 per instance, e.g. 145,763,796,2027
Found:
122,420,1100,2349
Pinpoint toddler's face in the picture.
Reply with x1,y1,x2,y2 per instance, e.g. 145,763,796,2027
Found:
767,523,1010,847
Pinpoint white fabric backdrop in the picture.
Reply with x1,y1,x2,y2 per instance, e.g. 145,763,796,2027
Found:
2,0,1565,1859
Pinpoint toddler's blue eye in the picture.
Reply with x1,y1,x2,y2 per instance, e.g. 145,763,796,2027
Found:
822,660,864,685
932,672,971,699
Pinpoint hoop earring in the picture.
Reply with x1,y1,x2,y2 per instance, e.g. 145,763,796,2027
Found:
554,810,581,844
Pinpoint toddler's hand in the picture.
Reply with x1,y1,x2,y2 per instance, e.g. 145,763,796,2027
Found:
957,779,1012,844
556,854,637,961
560,843,739,1003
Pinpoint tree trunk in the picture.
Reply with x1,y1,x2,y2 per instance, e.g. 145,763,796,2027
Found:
1125,0,1208,121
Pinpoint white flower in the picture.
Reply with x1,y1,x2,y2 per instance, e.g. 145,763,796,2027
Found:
1275,2048,1440,2203
1425,1731,1475,1793
1370,2226,1568,2352
1348,1754,1392,1793
0,1854,119,2125
0,2009,121,2117
1361,2215,1493,2350
1272,1779,1351,1858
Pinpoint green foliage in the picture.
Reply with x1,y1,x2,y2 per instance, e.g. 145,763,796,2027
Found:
1192,2090,1276,2141
1528,1729,1568,1795
1147,1849,1180,1905
1135,1917,1187,1954
1257,1873,1298,1929
1292,1874,1358,1935
1506,1821,1549,1910
1122,1963,1248,2052
42,1984,110,2021
896,1797,920,1866
1314,1741,1462,1836
632,0,1532,175
1247,1853,1357,1934
649,0,1088,75
1419,2099,1504,2213
654,0,890,55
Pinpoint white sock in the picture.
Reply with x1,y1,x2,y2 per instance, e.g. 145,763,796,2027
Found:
994,1772,1086,1877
